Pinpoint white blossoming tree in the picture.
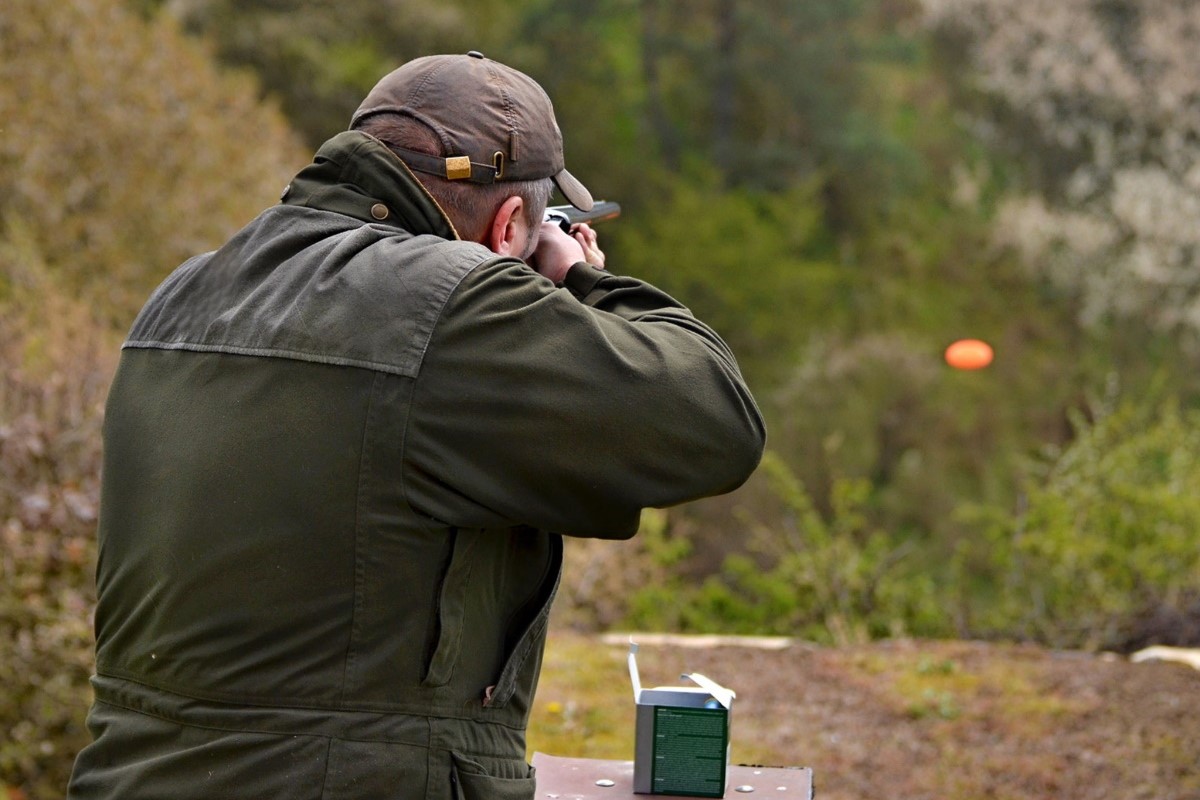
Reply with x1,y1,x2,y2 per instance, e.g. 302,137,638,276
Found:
925,0,1200,338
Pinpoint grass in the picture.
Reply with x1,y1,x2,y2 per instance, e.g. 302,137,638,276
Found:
528,632,634,761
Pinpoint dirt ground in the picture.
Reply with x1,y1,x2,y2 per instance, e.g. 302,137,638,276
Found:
533,633,1200,800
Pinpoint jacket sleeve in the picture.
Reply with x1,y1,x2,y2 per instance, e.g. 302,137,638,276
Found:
403,259,767,539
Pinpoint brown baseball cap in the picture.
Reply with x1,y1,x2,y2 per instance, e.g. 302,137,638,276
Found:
351,51,594,211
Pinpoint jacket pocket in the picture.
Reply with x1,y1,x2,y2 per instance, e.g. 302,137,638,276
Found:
484,535,563,709
451,753,536,800
422,529,479,687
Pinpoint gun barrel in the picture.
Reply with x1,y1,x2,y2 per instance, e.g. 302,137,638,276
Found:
544,200,621,233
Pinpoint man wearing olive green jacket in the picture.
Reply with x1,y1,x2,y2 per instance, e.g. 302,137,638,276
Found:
67,52,765,800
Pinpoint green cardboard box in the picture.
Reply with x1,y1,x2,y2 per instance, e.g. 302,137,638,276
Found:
628,642,736,797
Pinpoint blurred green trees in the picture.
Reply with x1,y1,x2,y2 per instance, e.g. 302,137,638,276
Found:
137,0,525,145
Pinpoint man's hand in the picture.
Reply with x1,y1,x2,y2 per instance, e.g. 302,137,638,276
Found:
573,222,605,270
530,222,605,283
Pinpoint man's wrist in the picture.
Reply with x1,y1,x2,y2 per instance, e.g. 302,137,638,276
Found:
560,262,607,299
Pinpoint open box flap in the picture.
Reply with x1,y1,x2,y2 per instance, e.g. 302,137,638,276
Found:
681,672,735,709
627,639,642,701
629,639,735,708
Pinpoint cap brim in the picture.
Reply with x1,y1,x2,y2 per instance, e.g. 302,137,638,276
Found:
553,168,594,212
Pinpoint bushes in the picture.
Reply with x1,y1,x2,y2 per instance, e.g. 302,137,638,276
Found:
959,400,1200,650
622,454,948,644
614,402,1200,652
0,249,114,800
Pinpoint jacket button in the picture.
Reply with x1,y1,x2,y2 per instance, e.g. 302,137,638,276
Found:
370,203,389,220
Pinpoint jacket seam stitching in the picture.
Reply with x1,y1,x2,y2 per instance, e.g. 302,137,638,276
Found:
340,371,382,700
317,737,334,800
88,697,327,741
91,669,521,725
92,696,458,745
123,340,418,378
398,255,495,523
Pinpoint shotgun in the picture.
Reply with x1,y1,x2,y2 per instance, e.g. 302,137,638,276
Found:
544,200,621,234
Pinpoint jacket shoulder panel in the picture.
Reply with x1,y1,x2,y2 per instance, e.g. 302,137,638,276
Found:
124,206,495,377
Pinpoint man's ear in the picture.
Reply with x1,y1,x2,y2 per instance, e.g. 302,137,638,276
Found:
487,195,527,257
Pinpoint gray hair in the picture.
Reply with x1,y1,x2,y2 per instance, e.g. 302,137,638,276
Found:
352,112,553,244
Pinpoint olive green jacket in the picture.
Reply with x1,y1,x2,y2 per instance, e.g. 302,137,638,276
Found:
67,132,765,800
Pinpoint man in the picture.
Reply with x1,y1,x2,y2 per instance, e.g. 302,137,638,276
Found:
68,52,765,800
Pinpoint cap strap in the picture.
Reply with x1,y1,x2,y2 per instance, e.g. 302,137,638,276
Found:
388,146,499,184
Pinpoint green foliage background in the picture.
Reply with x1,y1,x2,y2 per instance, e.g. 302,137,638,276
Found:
3,0,1200,797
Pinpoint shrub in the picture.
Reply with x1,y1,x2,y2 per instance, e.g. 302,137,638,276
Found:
623,453,948,644
0,244,115,800
959,399,1200,650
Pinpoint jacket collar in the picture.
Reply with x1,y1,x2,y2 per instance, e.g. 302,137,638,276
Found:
280,131,459,240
